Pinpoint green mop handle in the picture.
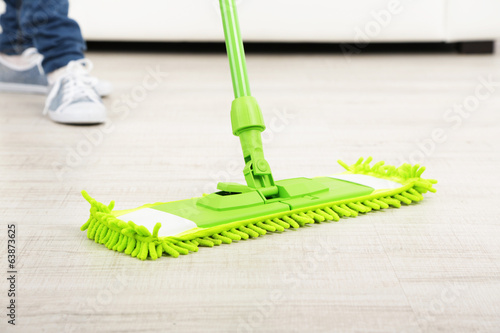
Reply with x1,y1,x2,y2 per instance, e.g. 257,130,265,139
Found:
219,0,277,195
219,0,251,98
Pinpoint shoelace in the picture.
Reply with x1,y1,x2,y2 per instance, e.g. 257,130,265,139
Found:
43,59,100,115
21,48,44,75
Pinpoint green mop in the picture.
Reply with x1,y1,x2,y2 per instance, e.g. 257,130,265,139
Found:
81,0,437,260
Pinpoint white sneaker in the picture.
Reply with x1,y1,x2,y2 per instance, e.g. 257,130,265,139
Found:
43,59,107,124
0,48,112,97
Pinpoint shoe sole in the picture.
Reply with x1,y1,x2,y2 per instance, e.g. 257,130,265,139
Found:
52,119,107,125
0,82,48,95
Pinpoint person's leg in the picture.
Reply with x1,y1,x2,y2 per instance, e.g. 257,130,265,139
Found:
3,0,108,124
0,0,34,54
0,0,110,96
19,0,86,74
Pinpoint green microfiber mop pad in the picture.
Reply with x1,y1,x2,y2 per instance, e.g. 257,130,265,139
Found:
81,158,437,260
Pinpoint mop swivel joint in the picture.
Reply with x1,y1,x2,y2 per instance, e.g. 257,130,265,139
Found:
227,96,278,196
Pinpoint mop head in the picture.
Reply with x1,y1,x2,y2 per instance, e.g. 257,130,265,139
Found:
81,157,437,260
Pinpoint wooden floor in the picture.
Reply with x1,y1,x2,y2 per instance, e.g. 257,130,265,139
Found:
1,49,500,333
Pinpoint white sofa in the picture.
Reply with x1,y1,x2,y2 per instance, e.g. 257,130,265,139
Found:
2,1,500,50
67,0,500,45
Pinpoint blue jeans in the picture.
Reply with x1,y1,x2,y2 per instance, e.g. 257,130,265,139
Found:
0,0,86,73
